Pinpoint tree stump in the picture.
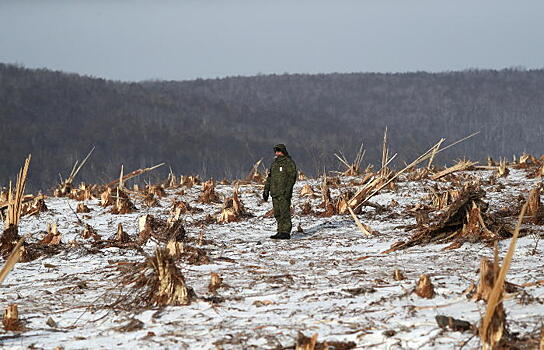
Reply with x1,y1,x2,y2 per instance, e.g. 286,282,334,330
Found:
415,274,435,299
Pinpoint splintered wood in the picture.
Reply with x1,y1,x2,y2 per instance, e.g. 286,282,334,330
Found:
198,180,220,204
385,184,495,252
3,304,23,332
5,155,31,228
117,248,193,309
40,223,62,245
430,160,478,180
115,224,130,243
208,272,223,293
415,274,435,299
526,186,543,224
217,184,250,223
151,249,192,305
480,202,527,350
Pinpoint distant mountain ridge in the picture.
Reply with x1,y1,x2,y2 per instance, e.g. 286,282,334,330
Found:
1,63,543,191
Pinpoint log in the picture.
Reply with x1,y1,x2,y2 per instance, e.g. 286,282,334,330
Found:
430,160,478,180
104,163,165,189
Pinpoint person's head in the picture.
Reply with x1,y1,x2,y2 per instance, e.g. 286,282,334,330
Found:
273,144,288,157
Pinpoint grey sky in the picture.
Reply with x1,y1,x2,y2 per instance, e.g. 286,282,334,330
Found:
1,0,543,81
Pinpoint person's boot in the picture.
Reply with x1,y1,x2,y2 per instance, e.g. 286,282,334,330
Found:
270,232,290,240
269,232,282,239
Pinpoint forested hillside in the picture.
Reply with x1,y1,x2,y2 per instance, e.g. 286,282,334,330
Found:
1,63,543,191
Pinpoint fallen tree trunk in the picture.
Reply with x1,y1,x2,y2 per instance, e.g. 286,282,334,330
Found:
104,163,165,189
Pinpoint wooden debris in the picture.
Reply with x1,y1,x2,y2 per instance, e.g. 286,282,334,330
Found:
143,193,160,207
347,206,377,236
110,188,136,214
115,224,130,243
299,202,314,216
150,248,193,305
41,223,62,245
166,240,184,259
430,160,478,180
318,176,336,217
180,175,199,188
104,163,165,189
393,269,405,281
137,214,185,244
296,333,318,350
496,158,509,178
526,186,543,224
54,147,94,197
208,272,223,293
198,180,221,204
415,274,435,299
292,332,356,350
166,171,179,188
480,202,527,350
299,184,317,197
100,187,114,207
23,195,47,216
217,184,250,223
3,304,24,332
4,156,31,230
0,236,25,285
146,185,166,198
333,141,365,176
386,184,494,252
137,215,154,244
117,248,194,308
81,224,100,241
246,159,265,182
76,203,91,213
473,258,496,302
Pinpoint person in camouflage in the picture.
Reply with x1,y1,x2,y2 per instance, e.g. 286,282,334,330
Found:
263,144,297,239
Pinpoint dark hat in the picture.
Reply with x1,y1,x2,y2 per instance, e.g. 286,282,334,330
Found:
273,144,288,155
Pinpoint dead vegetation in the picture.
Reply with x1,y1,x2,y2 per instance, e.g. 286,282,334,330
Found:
113,248,195,309
2,134,544,348
217,184,252,223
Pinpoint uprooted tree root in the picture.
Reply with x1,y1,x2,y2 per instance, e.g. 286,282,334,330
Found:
386,184,512,253
112,248,196,310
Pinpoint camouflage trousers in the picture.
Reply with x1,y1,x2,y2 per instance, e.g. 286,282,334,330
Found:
272,195,292,233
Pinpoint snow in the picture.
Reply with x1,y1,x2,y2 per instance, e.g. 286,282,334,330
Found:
0,169,543,349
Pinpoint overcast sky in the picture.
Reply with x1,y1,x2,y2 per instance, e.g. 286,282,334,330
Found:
1,0,543,81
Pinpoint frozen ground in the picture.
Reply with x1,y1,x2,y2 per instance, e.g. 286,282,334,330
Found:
0,169,543,349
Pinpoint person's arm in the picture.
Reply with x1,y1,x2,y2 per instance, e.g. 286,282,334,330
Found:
286,159,297,197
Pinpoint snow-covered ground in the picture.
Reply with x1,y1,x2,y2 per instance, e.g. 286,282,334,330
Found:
0,169,543,349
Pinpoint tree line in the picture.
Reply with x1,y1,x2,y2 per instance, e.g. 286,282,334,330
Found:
1,63,543,191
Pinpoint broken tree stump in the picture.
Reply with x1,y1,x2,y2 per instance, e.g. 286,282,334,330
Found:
3,304,23,332
415,274,435,299
115,224,130,243
473,258,496,303
208,272,223,294
40,223,62,245
526,186,543,224
393,269,405,281
76,203,91,213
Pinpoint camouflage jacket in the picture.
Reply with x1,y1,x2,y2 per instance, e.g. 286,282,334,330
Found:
264,155,297,198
